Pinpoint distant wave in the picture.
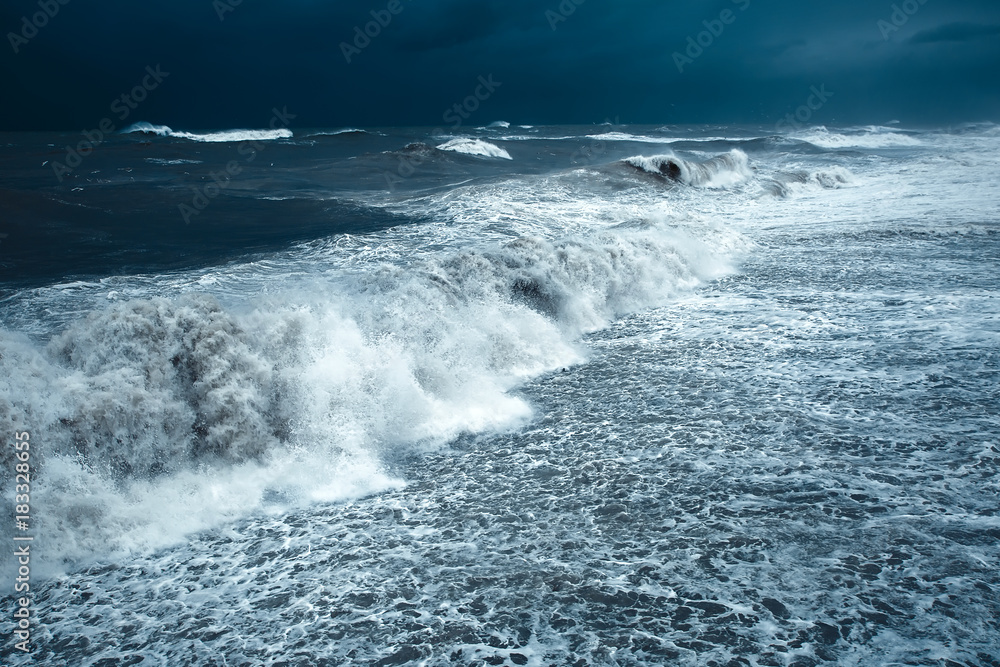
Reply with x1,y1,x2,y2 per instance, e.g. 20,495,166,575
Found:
121,122,173,136
381,142,437,158
144,157,203,165
304,128,372,138
588,132,765,146
796,166,854,188
621,149,753,188
493,135,579,142
764,167,855,197
486,121,510,129
947,122,1000,137
587,132,676,144
436,138,512,160
796,127,920,149
122,122,293,143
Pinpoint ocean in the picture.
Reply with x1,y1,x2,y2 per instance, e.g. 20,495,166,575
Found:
1,122,998,665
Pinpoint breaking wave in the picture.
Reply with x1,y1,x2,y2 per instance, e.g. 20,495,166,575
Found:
122,122,292,143
621,149,753,188
796,126,921,149
763,166,856,197
436,138,512,159
0,221,743,568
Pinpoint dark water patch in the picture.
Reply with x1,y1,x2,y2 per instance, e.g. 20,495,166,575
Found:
0,185,410,289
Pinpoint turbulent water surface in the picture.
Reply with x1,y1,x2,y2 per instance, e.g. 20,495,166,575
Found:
1,123,999,666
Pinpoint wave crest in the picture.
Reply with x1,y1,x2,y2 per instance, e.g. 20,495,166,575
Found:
2,223,737,483
304,128,371,137
764,167,855,197
122,122,292,143
436,138,512,159
622,149,753,187
796,127,921,149
44,296,285,476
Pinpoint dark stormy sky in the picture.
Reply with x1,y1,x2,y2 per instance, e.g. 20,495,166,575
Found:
1,0,998,131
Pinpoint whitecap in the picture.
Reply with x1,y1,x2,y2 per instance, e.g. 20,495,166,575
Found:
436,138,512,159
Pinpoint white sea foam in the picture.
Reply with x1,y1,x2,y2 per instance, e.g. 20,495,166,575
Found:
0,215,741,570
587,131,677,143
796,126,921,149
144,157,203,165
587,132,739,144
436,137,512,159
122,122,292,142
764,166,856,198
490,135,579,141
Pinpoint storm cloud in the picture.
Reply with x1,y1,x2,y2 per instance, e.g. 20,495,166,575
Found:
0,0,997,130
